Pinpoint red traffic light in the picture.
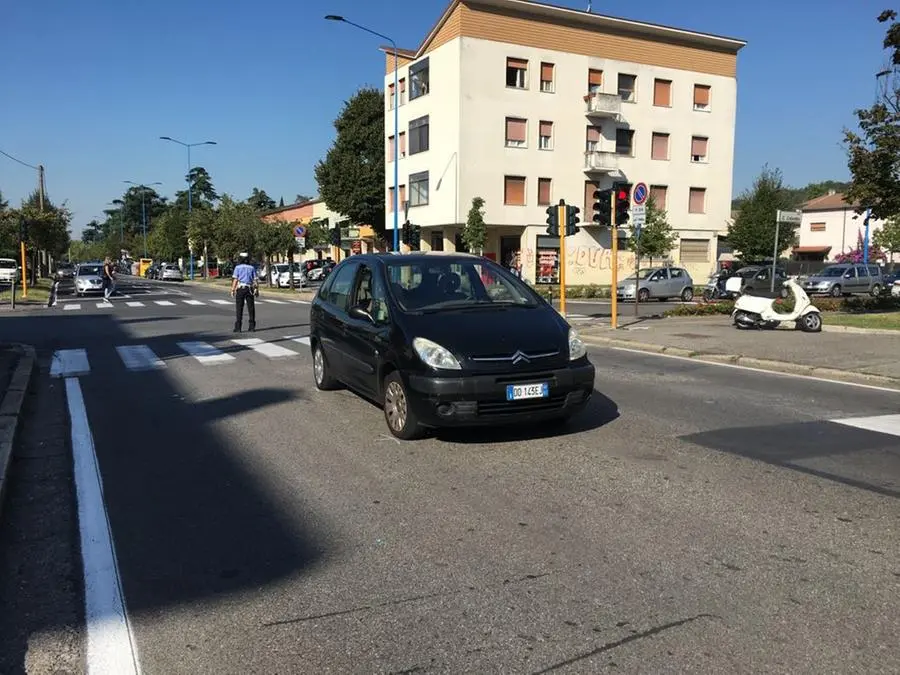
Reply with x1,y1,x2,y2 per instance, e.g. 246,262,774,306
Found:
616,189,628,200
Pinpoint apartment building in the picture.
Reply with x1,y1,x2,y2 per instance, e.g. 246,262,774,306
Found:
796,192,886,262
381,0,745,284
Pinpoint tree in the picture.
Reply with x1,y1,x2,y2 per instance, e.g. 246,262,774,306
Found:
247,188,276,212
625,196,677,263
186,207,218,277
462,197,487,254
727,166,794,261
20,190,71,281
256,219,295,282
305,217,331,249
314,88,385,235
82,219,105,244
147,210,187,261
873,216,900,262
213,195,259,261
843,10,900,221
173,167,218,210
0,189,7,212
294,194,313,204
69,240,106,262
278,196,285,208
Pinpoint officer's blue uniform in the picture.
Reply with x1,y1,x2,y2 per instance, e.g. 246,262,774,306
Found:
233,257,257,332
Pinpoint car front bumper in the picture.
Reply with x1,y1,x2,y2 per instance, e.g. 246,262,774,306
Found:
406,361,596,427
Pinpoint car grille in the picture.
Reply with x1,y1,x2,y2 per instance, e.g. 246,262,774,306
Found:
469,348,559,364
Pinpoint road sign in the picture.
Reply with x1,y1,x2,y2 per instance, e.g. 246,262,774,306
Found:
295,236,305,248
293,224,306,237
632,182,648,205
776,210,802,224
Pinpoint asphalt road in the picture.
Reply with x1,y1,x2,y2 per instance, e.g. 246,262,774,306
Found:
1,275,898,673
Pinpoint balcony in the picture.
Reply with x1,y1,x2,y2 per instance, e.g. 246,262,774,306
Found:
584,92,621,118
584,150,618,173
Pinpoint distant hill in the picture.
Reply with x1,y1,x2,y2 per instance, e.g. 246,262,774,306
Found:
731,180,851,211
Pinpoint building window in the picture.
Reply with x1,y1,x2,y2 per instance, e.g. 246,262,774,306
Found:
691,136,708,162
387,185,406,212
586,125,601,152
588,69,603,93
653,78,672,107
615,128,634,156
538,121,553,149
399,78,406,105
584,180,599,215
650,185,668,210
693,84,710,111
388,135,395,162
388,83,395,110
504,176,526,205
689,187,706,214
538,178,552,205
618,73,636,102
651,132,669,161
409,58,429,99
540,62,555,92
505,117,527,147
506,57,527,88
680,238,709,263
430,231,444,250
409,171,429,207
810,222,826,232
399,131,406,157
408,115,429,154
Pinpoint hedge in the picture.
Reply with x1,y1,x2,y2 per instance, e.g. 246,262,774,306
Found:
664,294,900,317
529,283,706,300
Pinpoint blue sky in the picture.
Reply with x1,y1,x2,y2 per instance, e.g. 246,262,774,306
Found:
0,0,892,236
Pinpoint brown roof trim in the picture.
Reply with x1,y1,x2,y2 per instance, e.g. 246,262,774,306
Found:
792,245,833,253
800,193,861,212
260,198,321,216
378,45,418,57
386,0,746,62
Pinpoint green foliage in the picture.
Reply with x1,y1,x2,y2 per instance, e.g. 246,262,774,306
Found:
314,88,385,235
305,217,331,248
212,195,260,260
257,219,295,260
731,180,850,211
69,240,106,262
665,294,900,317
873,215,900,255
147,210,187,260
727,166,795,261
462,196,487,253
624,196,677,261
247,188,276,212
173,167,218,210
843,10,900,221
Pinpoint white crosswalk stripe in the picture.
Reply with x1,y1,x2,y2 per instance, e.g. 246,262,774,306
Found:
231,338,297,359
126,302,145,307
183,299,206,306
177,341,235,364
50,349,90,377
116,345,166,371
96,302,113,308
63,304,81,311
832,414,900,438
285,335,311,346
210,299,231,305
261,298,287,304
53,295,313,311
154,300,175,306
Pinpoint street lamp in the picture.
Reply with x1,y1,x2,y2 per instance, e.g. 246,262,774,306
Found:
325,14,400,253
160,136,217,279
108,200,126,248
124,181,162,258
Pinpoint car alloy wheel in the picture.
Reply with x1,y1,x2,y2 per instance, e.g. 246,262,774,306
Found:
383,372,424,440
681,287,694,302
799,312,822,333
638,288,650,302
312,345,338,390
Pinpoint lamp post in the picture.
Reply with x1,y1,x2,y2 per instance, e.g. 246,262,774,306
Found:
109,199,126,251
325,15,400,253
160,136,217,278
124,181,162,258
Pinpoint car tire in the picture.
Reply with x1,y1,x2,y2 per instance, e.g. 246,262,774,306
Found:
680,287,694,302
312,344,339,391
830,285,842,297
870,284,882,297
637,288,650,302
383,371,424,440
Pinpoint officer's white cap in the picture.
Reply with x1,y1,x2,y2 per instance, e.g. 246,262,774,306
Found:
239,252,249,258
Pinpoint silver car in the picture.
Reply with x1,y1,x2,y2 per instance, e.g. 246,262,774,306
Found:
160,264,183,281
802,263,883,297
617,266,695,302
74,264,104,296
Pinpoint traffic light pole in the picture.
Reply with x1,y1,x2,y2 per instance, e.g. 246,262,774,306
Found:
610,191,618,329
558,201,567,317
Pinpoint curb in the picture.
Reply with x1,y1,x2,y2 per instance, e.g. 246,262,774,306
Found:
822,324,899,336
0,343,36,518
581,335,900,389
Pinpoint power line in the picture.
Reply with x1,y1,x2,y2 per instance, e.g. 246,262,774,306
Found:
0,148,39,170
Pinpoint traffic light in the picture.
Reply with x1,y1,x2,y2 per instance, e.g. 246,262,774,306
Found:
330,226,341,246
18,218,27,242
401,220,411,246
545,205,559,236
614,182,632,226
565,205,581,236
409,224,421,250
592,188,612,226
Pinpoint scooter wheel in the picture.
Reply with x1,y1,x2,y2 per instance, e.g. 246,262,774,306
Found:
797,313,822,333
733,310,755,329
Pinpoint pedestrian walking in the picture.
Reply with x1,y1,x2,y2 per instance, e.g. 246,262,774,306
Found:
231,252,258,332
102,256,116,300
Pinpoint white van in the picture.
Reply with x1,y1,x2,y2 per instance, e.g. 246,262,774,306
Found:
0,258,19,285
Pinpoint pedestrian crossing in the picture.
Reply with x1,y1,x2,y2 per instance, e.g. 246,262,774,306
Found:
49,335,313,377
53,297,310,312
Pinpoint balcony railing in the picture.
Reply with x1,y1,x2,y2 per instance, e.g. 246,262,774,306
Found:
584,150,618,173
584,92,621,118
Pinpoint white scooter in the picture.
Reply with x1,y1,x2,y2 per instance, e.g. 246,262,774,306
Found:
726,276,822,332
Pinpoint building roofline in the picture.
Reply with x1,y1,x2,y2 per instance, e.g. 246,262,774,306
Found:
260,198,321,217
380,0,746,63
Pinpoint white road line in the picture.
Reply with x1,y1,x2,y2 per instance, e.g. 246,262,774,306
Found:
177,341,236,364
289,300,309,305
115,345,166,371
262,298,287,304
210,299,231,305
96,302,113,308
125,302,144,307
231,338,297,359
285,335,310,346
182,299,206,306
832,414,900,438
63,304,81,311
606,346,900,394
50,349,91,378
154,300,175,306
65,377,140,675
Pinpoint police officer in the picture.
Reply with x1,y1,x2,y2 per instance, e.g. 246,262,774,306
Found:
231,252,258,332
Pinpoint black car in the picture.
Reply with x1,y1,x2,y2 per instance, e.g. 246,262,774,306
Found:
308,252,596,439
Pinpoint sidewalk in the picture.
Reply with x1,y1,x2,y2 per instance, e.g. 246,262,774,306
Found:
578,316,900,389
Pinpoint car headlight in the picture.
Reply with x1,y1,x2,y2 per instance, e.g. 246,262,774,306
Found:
412,337,461,370
568,328,586,361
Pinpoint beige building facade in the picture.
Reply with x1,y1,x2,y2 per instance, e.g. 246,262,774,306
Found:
796,192,887,262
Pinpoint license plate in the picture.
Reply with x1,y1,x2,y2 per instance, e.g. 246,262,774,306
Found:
506,382,549,401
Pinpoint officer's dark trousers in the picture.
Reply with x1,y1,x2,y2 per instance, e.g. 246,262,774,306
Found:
234,287,256,330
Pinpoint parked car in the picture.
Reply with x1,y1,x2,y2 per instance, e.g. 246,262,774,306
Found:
0,258,20,285
74,264,104,296
160,263,184,281
730,265,789,298
269,263,306,288
308,252,596,439
801,263,884,297
617,266,694,302
55,261,76,280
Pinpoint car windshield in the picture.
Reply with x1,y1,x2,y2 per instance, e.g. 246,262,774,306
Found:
0,260,16,269
626,268,655,280
385,259,539,312
78,266,102,276
820,266,847,277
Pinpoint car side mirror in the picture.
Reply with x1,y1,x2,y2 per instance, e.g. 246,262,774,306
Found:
349,305,374,323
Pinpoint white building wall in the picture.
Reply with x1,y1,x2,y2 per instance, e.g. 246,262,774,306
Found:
799,208,885,260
